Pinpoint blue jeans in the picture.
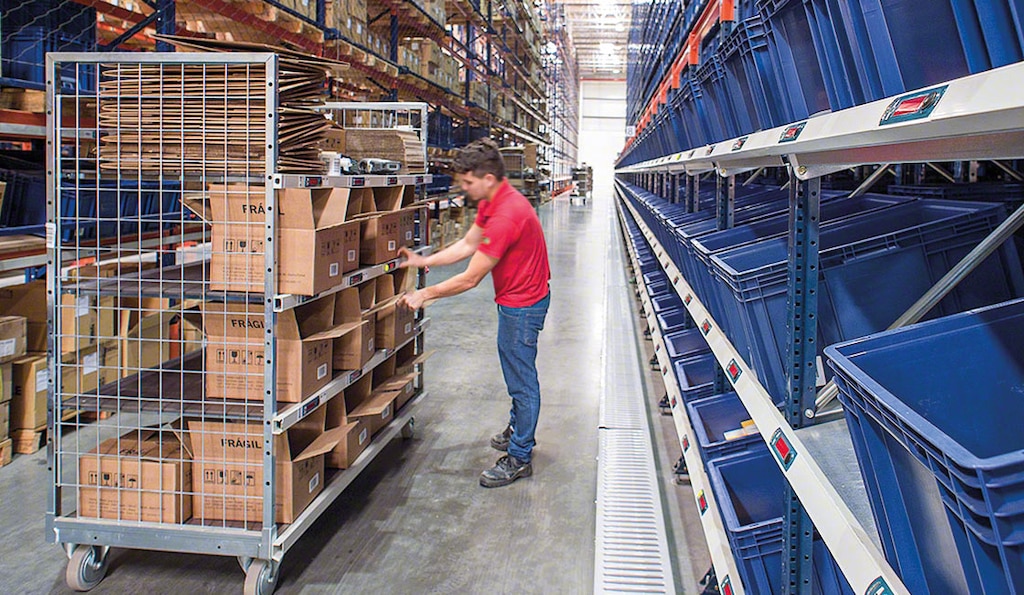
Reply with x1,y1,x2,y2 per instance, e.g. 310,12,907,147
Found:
496,292,550,463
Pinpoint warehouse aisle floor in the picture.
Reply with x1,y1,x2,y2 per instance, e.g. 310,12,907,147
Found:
0,184,698,593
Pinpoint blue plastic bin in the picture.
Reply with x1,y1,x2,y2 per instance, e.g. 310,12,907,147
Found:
708,448,855,595
758,0,831,120
664,328,710,361
721,15,792,130
887,183,1024,204
651,295,684,315
1,26,96,91
690,194,912,363
686,392,759,463
826,298,1024,594
672,352,717,402
710,199,1024,403
657,309,692,335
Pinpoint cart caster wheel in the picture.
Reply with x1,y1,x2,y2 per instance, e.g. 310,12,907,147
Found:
244,559,277,595
401,417,415,439
65,545,109,592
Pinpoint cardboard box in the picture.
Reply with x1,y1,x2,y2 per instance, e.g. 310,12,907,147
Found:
189,407,338,523
186,186,363,295
324,394,369,469
278,188,362,295
324,419,369,469
78,430,193,523
399,207,419,249
119,312,173,373
0,282,96,353
60,342,119,400
11,355,47,430
372,271,417,350
331,288,375,371
199,295,360,403
0,400,9,440
357,210,402,265
0,317,26,364
343,374,396,436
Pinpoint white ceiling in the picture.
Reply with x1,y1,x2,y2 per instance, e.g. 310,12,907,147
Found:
556,0,631,79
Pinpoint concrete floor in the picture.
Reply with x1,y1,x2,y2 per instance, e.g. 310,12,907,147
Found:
0,185,708,593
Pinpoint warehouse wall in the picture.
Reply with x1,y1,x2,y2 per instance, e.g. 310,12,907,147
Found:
579,80,626,193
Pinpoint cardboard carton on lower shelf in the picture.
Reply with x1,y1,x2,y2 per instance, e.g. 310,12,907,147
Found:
78,430,193,523
372,270,417,351
60,341,120,399
325,395,369,469
332,287,375,371
0,400,9,441
189,407,338,524
198,294,361,403
119,311,173,374
0,282,97,353
344,373,397,436
11,354,47,431
0,317,26,365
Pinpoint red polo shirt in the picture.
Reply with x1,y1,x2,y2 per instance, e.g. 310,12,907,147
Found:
475,180,551,307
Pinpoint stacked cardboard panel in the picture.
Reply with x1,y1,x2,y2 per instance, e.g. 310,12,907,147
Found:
343,129,426,174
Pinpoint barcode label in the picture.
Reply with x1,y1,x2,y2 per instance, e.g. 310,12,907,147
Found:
404,323,412,334
0,339,15,358
405,231,413,241
382,405,391,420
46,222,56,247
83,352,99,375
76,296,91,317
330,263,339,277
367,338,374,351
35,369,49,393
308,472,320,493
359,428,368,445
348,249,357,262
317,363,328,380
388,240,396,252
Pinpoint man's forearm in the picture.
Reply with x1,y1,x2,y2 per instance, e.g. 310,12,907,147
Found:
425,239,475,267
422,272,478,301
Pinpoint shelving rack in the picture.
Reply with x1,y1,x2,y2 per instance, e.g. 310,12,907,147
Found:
45,53,434,594
615,61,1024,594
542,0,579,196
0,0,572,282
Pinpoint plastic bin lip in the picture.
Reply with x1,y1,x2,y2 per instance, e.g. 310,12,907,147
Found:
706,449,784,532
708,198,1003,278
825,297,1024,469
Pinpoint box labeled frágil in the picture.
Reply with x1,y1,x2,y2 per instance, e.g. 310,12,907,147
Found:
200,295,360,403
188,185,365,295
188,407,338,523
278,188,362,295
78,430,193,523
0,317,26,365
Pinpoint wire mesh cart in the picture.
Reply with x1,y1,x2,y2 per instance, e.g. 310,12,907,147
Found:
45,52,433,594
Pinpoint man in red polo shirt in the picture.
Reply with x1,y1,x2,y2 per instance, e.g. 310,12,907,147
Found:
398,138,551,488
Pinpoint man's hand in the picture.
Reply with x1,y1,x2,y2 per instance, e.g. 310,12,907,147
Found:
398,289,427,311
398,247,428,269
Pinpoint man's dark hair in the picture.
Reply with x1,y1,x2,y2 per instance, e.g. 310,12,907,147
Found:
453,138,505,181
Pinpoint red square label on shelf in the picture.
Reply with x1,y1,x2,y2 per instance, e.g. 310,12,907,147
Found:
697,491,707,514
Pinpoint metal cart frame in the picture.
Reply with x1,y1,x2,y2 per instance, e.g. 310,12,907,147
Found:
44,52,432,594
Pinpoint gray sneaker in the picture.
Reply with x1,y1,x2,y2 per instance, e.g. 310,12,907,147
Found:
480,455,533,488
490,425,513,452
